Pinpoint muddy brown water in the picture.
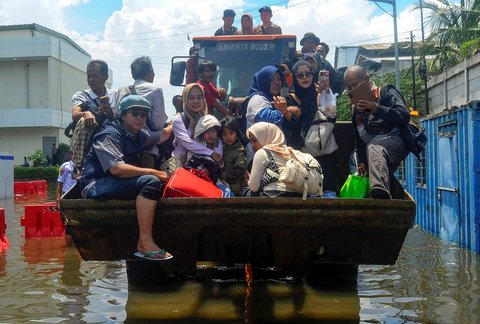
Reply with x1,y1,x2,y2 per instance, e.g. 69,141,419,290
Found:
0,186,479,323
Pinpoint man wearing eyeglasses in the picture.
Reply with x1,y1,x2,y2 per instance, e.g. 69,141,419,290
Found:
344,65,410,199
79,95,173,261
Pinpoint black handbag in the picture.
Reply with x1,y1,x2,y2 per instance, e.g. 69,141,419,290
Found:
401,122,427,160
185,154,222,183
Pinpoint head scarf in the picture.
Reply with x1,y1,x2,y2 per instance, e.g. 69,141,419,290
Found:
248,65,284,102
240,13,254,35
246,122,291,158
291,60,317,138
182,83,207,135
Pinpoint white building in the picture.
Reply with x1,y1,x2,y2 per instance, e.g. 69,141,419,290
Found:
0,23,112,165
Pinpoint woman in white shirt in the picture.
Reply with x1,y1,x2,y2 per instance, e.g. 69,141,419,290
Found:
245,122,302,197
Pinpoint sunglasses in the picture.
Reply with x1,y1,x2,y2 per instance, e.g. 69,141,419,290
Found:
346,80,366,99
129,110,148,119
295,71,313,79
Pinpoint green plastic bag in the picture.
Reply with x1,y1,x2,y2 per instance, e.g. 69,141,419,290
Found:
340,174,370,198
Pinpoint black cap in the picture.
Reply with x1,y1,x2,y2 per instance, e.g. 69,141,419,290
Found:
258,6,272,15
300,32,320,46
223,9,236,17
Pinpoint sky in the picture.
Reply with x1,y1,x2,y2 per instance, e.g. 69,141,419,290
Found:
0,0,435,116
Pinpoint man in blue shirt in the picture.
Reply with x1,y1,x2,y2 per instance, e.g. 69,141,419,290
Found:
80,95,173,261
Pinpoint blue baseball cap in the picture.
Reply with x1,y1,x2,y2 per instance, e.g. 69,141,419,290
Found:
118,95,151,114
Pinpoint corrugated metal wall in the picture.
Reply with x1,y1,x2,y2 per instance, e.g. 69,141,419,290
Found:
405,101,480,253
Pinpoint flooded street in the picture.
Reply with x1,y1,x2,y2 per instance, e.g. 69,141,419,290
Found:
1,187,479,323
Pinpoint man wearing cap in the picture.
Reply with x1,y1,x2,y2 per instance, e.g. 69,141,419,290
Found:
214,9,238,36
253,6,282,35
79,95,173,261
300,32,320,54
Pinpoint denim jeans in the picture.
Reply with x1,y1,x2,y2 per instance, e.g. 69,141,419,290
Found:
84,175,163,201
322,191,337,198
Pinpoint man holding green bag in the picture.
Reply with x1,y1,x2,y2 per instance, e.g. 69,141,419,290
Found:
344,65,410,199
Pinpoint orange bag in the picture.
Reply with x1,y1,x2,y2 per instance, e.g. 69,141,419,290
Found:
163,167,223,198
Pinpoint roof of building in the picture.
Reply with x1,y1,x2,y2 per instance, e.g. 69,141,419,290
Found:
0,23,90,57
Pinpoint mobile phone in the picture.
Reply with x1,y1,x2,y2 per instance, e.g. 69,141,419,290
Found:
318,70,329,89
274,63,286,72
99,96,110,105
348,81,376,107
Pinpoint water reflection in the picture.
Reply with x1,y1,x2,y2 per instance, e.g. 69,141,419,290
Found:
358,225,480,323
125,276,360,323
2,186,480,323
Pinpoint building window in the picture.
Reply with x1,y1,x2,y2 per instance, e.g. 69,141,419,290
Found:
415,150,426,188
397,160,406,185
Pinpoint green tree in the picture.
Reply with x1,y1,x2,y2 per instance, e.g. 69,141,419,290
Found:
28,149,48,167
336,94,352,121
413,0,480,75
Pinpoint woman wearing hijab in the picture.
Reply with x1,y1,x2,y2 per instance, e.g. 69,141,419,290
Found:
245,122,303,197
244,65,298,131
170,83,223,170
235,13,254,35
288,60,339,198
283,60,317,149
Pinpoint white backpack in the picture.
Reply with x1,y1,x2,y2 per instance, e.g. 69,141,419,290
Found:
280,149,323,199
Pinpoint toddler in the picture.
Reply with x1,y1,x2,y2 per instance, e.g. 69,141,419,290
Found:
220,117,248,196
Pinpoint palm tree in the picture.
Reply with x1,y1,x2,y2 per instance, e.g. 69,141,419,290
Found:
413,0,480,75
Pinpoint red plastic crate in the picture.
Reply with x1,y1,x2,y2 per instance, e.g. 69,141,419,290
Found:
32,180,47,193
20,203,65,238
14,181,48,195
0,208,9,252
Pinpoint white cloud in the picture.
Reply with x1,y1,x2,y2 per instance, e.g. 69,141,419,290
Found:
0,0,431,116
0,0,87,28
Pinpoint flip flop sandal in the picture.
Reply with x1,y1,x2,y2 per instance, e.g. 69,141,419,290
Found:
133,249,173,261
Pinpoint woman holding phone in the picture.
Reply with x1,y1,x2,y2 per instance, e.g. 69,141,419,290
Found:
284,60,339,197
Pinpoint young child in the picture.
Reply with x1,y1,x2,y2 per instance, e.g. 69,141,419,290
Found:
192,115,222,154
221,117,248,196
187,115,224,183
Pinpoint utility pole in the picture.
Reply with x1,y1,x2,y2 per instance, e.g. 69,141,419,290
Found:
367,0,401,90
419,0,429,114
410,31,417,109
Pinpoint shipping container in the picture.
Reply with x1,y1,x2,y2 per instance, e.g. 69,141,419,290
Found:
404,101,480,253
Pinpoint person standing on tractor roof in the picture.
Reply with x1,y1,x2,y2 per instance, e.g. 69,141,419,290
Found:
253,6,282,35
214,9,238,36
235,13,254,35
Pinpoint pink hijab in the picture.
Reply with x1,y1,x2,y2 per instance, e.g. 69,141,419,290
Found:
246,122,291,158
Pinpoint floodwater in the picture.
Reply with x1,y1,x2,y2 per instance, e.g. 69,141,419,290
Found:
1,186,479,323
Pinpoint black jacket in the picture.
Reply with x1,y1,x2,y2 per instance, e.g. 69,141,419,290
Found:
352,85,410,165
